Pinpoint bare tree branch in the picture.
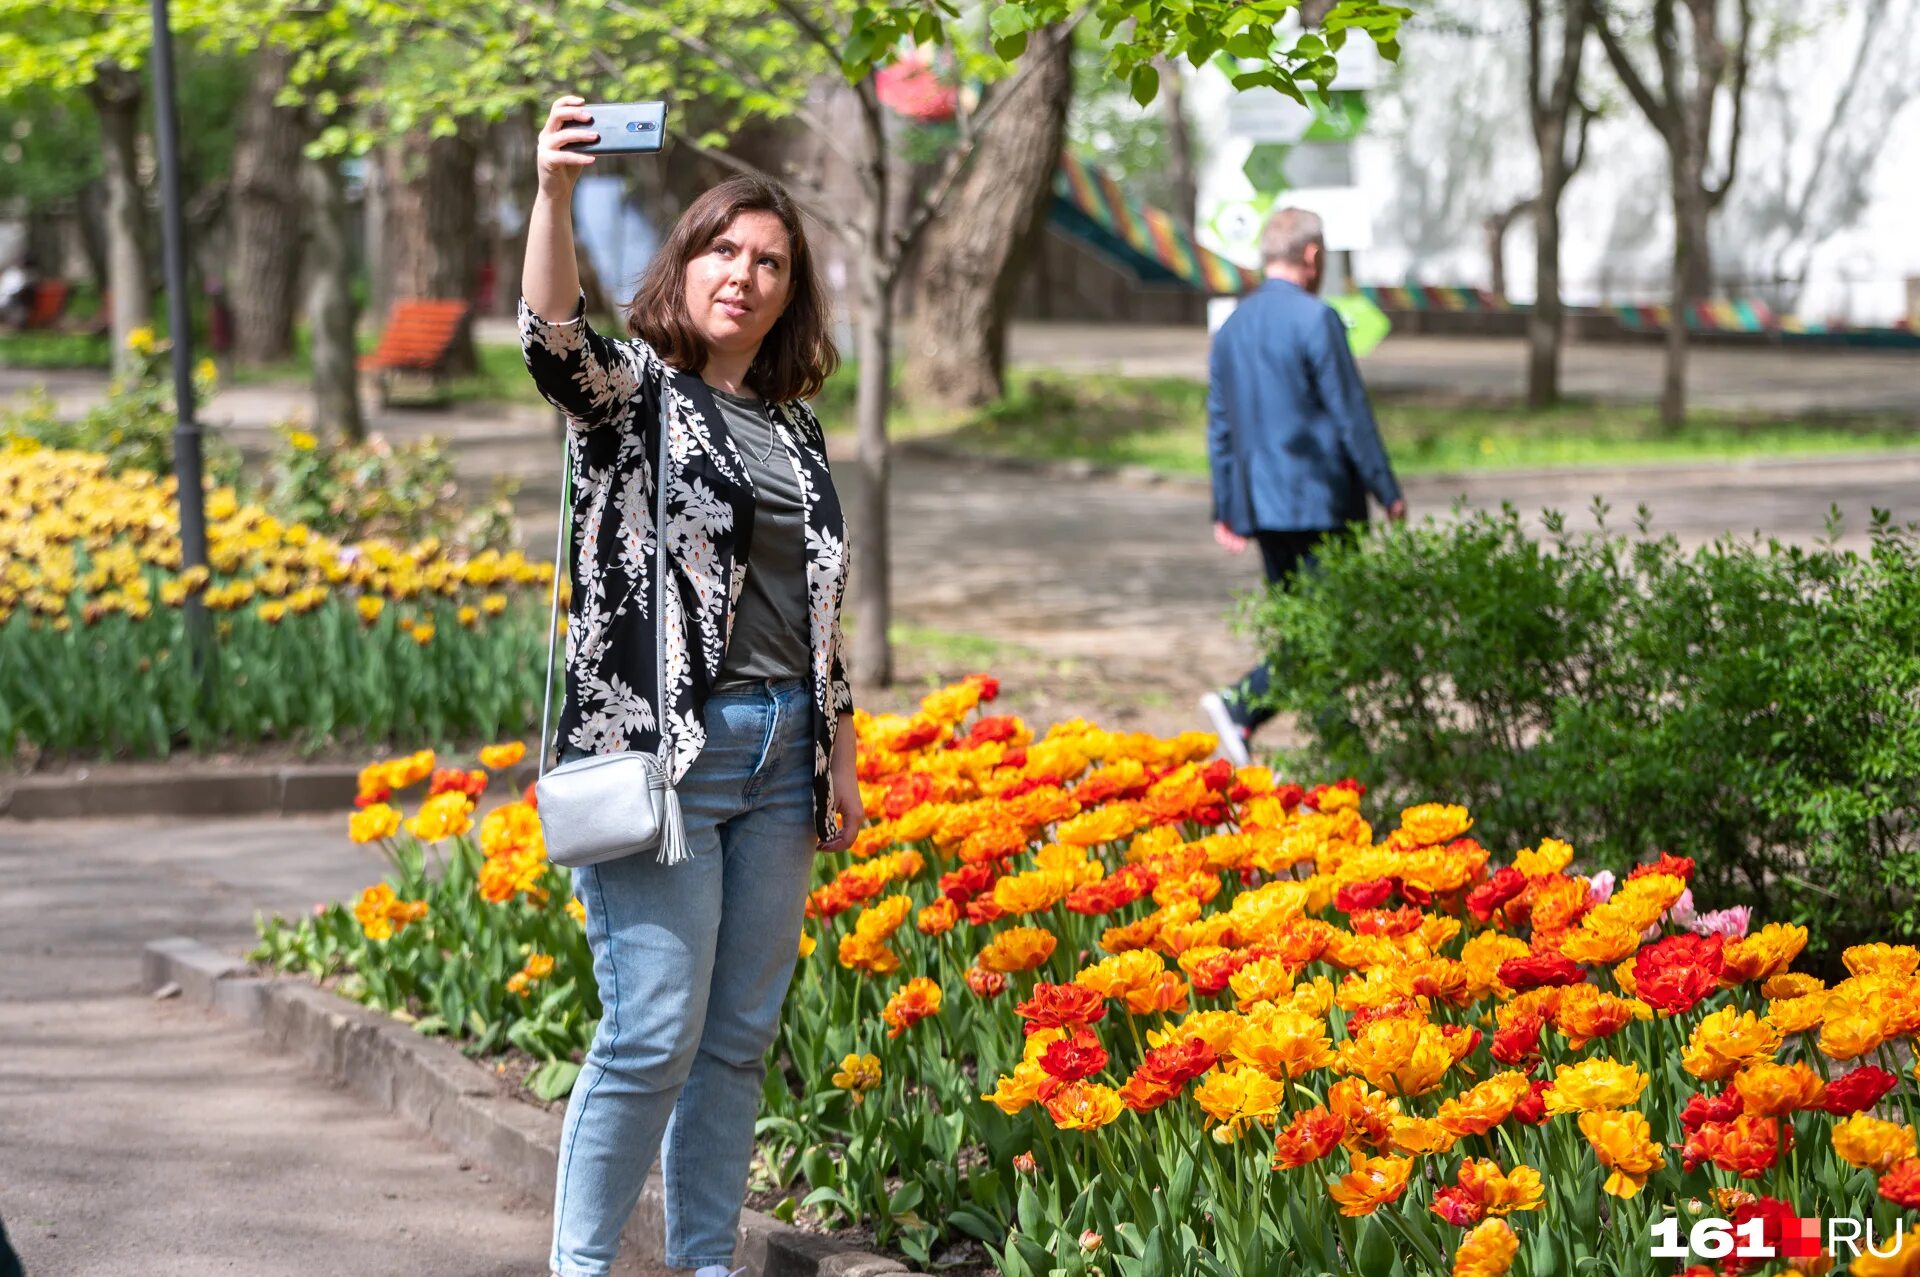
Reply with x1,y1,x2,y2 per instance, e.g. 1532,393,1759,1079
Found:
770,0,850,53
1706,0,1754,208
1652,0,1687,137
669,131,849,244
1527,0,1547,125
769,0,887,207
1567,100,1597,175
1773,0,1882,238
1546,0,1586,125
1588,0,1674,133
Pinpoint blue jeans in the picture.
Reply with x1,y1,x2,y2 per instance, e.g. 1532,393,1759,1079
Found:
550,678,817,1276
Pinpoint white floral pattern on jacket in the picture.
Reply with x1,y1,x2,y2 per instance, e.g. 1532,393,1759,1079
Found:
519,292,855,841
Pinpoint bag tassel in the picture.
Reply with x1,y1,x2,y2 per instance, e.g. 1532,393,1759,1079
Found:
656,785,691,866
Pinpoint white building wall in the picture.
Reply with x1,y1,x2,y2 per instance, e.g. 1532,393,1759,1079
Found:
1188,3,1920,326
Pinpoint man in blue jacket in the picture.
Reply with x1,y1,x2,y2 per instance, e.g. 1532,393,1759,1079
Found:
1199,207,1406,766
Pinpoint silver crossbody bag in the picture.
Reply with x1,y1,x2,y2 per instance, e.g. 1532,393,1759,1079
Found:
534,391,689,869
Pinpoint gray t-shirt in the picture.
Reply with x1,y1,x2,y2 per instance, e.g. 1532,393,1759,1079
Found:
712,386,812,684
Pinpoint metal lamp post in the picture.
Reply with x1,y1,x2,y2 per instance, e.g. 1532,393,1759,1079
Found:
148,0,213,680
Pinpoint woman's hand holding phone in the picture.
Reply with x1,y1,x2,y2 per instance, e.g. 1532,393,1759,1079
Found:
536,95,599,199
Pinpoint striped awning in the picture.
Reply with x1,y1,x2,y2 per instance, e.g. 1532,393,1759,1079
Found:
1050,152,1262,296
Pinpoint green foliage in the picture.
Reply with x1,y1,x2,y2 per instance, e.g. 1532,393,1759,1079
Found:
0,329,113,370
1066,31,1182,213
1,583,551,759
1248,504,1920,964
851,0,1411,103
270,0,837,158
253,820,596,1068
263,426,519,554
1,423,551,759
1,335,243,483
0,86,103,203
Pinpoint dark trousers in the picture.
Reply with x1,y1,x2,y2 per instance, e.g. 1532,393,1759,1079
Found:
1225,528,1334,734
1,1213,23,1277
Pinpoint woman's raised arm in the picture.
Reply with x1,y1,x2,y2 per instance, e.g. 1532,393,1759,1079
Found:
522,95,596,320
518,95,648,430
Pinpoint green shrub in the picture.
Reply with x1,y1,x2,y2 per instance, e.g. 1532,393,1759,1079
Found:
0,329,112,370
2,335,242,483
263,425,518,554
1248,504,1920,966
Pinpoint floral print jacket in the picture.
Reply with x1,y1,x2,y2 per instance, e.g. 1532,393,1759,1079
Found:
518,293,854,841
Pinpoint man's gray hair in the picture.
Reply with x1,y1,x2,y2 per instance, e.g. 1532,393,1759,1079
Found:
1259,206,1324,267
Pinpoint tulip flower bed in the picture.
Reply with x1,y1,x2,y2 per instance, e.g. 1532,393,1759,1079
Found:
0,445,552,756
256,677,1920,1277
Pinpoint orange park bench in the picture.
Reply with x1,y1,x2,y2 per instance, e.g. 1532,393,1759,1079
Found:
359,299,472,405
23,280,71,330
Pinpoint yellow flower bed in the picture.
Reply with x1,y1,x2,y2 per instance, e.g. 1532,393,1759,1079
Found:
0,445,553,754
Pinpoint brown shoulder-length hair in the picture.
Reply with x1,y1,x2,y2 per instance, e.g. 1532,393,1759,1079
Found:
624,175,838,404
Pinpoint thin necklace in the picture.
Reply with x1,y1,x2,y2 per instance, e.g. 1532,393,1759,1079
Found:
744,398,779,464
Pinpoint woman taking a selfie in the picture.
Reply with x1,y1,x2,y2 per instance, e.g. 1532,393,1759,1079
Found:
519,94,861,1277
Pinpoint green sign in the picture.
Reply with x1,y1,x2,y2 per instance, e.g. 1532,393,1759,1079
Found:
1242,142,1294,195
1327,292,1391,357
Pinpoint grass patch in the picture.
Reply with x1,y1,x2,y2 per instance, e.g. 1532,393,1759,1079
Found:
820,368,1920,476
887,623,1024,669
0,329,112,370
838,614,1029,672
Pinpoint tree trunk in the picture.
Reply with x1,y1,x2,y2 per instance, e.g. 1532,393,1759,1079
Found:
365,152,391,327
1662,170,1710,427
304,149,363,442
1158,57,1199,233
228,47,309,366
1523,0,1590,408
1661,258,1690,428
1592,0,1749,429
88,64,150,375
1485,216,1508,300
1527,198,1563,408
77,181,109,294
25,209,66,277
383,123,482,374
851,245,894,687
1485,201,1530,302
488,115,538,320
901,24,1073,410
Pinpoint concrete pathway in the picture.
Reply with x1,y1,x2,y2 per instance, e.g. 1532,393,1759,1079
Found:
7,358,1918,711
0,816,661,1277
1006,323,1920,420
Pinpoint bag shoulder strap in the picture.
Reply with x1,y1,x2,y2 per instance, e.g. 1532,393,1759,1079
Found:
538,387,672,777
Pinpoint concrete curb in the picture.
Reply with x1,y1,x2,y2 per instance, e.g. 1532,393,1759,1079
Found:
3,764,361,821
142,937,907,1277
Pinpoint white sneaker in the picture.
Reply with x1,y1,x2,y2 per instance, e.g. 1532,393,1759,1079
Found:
691,1267,744,1277
1199,691,1252,768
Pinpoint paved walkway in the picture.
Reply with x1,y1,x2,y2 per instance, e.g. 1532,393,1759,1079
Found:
7,357,1919,706
0,815,660,1277
1007,324,1920,419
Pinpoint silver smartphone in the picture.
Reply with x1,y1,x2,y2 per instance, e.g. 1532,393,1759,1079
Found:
570,102,668,155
